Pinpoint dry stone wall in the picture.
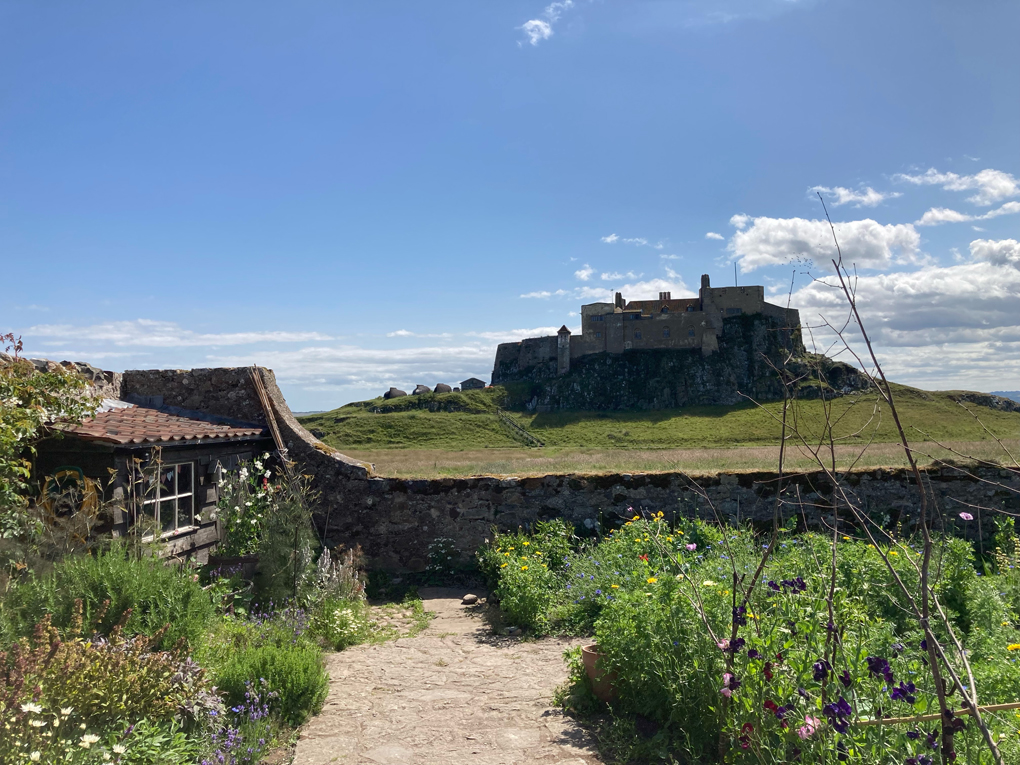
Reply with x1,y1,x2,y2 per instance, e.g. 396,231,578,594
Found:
115,366,1020,572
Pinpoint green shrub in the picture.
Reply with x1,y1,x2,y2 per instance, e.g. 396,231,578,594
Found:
215,640,328,727
4,547,213,650
309,596,371,650
494,564,556,633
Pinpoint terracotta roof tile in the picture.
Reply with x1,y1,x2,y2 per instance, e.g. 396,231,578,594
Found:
66,404,265,445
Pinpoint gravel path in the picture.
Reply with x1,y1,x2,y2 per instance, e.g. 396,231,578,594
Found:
292,587,602,765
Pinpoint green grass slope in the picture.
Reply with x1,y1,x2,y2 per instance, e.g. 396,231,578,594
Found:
297,385,1020,452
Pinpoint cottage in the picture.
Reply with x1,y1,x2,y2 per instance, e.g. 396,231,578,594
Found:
34,397,272,561
460,377,486,390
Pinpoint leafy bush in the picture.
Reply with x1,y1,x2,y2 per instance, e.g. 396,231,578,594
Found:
0,612,219,764
309,596,371,650
4,547,213,649
482,516,1020,764
204,610,327,727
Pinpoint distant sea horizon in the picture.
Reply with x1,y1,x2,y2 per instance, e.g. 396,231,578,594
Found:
992,391,1020,403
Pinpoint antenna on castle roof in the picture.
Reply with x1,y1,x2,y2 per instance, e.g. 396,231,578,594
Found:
734,262,738,287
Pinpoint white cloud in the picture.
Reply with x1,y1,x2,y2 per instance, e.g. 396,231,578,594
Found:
600,271,642,281
893,167,1020,206
519,19,553,45
790,239,1020,389
465,327,563,343
915,200,1020,226
520,289,569,299
970,238,1020,267
600,233,619,243
810,185,901,208
25,320,333,347
659,253,681,260
705,232,724,240
518,0,574,46
386,330,453,338
600,233,665,249
574,263,594,281
727,216,922,272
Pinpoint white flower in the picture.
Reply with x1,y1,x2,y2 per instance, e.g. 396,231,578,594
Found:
113,744,126,754
239,467,249,480
30,753,41,762
80,733,100,748
60,707,73,716
21,702,43,714
30,719,46,727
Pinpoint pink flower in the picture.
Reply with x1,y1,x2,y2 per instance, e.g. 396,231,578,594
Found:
958,512,974,521
686,543,697,551
720,687,732,698
797,716,820,740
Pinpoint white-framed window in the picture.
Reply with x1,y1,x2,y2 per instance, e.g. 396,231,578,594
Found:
143,463,195,534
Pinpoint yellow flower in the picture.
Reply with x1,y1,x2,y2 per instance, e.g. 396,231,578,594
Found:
647,577,658,583
677,530,684,535
656,511,664,517
667,536,673,542
521,566,528,570
501,563,508,568
611,584,620,589
632,515,640,521
1007,644,1020,652
523,541,530,546
1003,621,1011,627
534,551,542,556
889,551,899,556
508,546,515,550
748,612,758,620
842,536,850,540
868,544,876,549
504,552,510,557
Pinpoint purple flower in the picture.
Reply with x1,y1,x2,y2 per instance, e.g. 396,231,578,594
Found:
866,655,895,684
890,681,917,704
813,660,831,683
958,512,974,521
747,649,762,660
733,606,747,627
839,669,853,688
767,580,780,592
822,696,853,734
686,543,697,551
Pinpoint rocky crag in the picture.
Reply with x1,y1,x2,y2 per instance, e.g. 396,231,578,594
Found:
494,314,869,412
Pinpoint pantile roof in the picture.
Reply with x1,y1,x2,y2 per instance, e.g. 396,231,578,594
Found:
65,403,265,446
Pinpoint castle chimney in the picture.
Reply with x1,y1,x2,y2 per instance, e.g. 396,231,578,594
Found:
664,291,671,300
701,274,710,290
614,292,624,310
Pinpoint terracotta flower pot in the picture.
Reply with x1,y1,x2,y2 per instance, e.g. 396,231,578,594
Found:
581,644,618,702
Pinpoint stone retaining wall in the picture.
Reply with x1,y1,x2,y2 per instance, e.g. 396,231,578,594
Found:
118,366,1020,571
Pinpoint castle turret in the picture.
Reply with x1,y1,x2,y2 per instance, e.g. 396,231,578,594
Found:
557,325,571,375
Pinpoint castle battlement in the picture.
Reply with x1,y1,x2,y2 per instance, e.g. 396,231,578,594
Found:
493,274,800,380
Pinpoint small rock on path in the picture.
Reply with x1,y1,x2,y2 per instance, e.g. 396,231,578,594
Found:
293,587,601,765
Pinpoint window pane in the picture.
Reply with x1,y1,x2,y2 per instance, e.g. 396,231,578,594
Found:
160,499,176,533
160,468,175,498
177,463,193,495
177,495,194,528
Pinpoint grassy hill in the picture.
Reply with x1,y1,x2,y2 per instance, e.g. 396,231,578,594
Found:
296,385,1020,477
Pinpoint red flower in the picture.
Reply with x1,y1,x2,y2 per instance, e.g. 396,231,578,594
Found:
763,661,774,681
763,700,779,714
638,554,649,562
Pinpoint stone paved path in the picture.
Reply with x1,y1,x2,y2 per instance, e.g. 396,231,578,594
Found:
293,588,603,765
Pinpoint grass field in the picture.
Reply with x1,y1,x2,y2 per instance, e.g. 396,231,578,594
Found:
297,385,1020,478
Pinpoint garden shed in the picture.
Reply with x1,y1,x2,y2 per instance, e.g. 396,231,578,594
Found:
34,397,273,562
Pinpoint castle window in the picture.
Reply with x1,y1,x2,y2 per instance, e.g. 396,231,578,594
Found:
688,329,695,337
726,307,743,315
595,332,602,339
661,306,669,313
634,331,642,340
590,315,604,322
662,327,670,338
686,306,695,312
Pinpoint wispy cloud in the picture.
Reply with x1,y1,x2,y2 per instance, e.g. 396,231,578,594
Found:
659,253,681,260
705,232,724,240
915,200,1020,226
518,0,575,46
25,320,334,347
893,167,1019,206
601,271,641,281
574,263,594,281
601,233,665,249
386,330,453,338
810,185,901,208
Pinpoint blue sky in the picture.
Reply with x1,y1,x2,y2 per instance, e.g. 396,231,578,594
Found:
2,0,1018,410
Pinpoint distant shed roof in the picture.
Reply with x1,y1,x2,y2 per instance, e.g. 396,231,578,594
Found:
65,402,265,446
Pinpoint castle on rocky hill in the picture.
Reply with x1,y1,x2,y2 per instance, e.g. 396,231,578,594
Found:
493,274,801,380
